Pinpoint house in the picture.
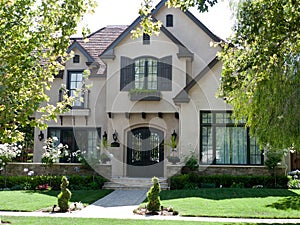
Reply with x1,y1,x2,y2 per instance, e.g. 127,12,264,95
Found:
33,0,293,179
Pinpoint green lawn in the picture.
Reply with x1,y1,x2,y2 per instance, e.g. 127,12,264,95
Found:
0,190,112,212
1,188,300,219
159,189,300,218
0,216,299,225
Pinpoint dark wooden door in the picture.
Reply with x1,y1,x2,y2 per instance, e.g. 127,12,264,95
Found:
127,127,164,177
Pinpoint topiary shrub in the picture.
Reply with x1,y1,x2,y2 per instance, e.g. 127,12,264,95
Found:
57,176,72,212
146,176,161,213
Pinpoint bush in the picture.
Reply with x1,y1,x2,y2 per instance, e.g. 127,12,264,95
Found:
57,176,72,212
169,174,289,190
0,175,107,190
146,177,161,212
288,176,300,189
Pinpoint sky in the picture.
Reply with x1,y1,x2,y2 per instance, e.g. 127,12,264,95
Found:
76,0,234,40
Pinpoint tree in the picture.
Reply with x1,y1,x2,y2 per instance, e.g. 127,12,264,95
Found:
0,0,96,143
218,0,300,150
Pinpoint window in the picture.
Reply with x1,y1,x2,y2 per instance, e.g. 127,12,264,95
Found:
67,71,84,107
166,14,173,27
143,33,150,45
134,58,158,90
200,111,263,165
120,56,172,91
73,55,80,63
48,128,100,163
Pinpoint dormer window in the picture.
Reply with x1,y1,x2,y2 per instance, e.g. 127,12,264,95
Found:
143,33,150,45
166,14,173,27
73,54,80,63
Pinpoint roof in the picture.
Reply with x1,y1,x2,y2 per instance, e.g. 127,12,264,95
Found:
68,26,127,74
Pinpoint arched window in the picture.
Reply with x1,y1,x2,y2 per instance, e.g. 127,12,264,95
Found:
134,58,158,90
120,56,172,91
166,14,173,27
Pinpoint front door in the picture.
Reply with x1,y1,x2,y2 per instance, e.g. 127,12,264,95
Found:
127,127,164,177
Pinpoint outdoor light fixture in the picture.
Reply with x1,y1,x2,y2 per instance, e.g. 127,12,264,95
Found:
103,131,107,140
38,131,44,141
112,130,118,142
171,130,177,141
111,130,120,147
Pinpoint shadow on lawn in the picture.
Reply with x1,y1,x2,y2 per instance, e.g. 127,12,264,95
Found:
24,189,113,205
160,189,299,201
267,196,300,210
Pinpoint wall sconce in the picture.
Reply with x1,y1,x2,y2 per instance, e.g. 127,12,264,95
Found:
102,131,107,140
171,130,177,141
111,130,120,147
38,131,44,141
112,130,118,142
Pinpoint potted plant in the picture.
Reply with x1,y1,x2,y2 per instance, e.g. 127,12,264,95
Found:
165,131,180,164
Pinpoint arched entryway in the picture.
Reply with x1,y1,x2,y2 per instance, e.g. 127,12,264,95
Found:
127,127,164,177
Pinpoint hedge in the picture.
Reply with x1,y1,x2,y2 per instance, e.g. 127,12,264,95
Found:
0,175,107,190
169,174,289,189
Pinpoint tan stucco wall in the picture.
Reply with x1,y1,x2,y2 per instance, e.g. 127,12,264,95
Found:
155,6,222,78
179,61,230,157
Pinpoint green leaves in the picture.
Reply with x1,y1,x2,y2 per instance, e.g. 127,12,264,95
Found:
219,0,300,150
0,0,96,143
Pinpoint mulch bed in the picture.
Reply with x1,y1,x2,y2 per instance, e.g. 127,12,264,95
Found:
133,206,179,216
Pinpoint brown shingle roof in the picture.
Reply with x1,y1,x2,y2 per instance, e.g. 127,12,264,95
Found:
71,25,127,75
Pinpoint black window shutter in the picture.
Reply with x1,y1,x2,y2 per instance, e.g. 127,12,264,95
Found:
158,56,172,91
120,56,134,91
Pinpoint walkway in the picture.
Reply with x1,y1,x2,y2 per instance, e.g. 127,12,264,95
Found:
1,190,300,224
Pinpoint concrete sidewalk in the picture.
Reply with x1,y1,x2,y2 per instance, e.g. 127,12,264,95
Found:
1,190,300,224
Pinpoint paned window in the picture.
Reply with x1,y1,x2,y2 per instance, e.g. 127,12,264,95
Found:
120,56,172,91
200,111,263,165
67,71,84,107
134,58,158,90
48,128,101,163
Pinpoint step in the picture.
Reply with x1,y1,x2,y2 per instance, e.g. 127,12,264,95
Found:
102,177,169,190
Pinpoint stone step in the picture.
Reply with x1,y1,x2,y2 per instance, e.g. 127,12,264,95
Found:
103,177,169,190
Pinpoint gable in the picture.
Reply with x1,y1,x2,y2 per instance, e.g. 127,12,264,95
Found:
100,1,195,60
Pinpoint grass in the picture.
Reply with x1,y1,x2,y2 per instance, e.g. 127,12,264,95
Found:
158,188,300,218
0,189,112,212
1,188,300,220
0,216,299,225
